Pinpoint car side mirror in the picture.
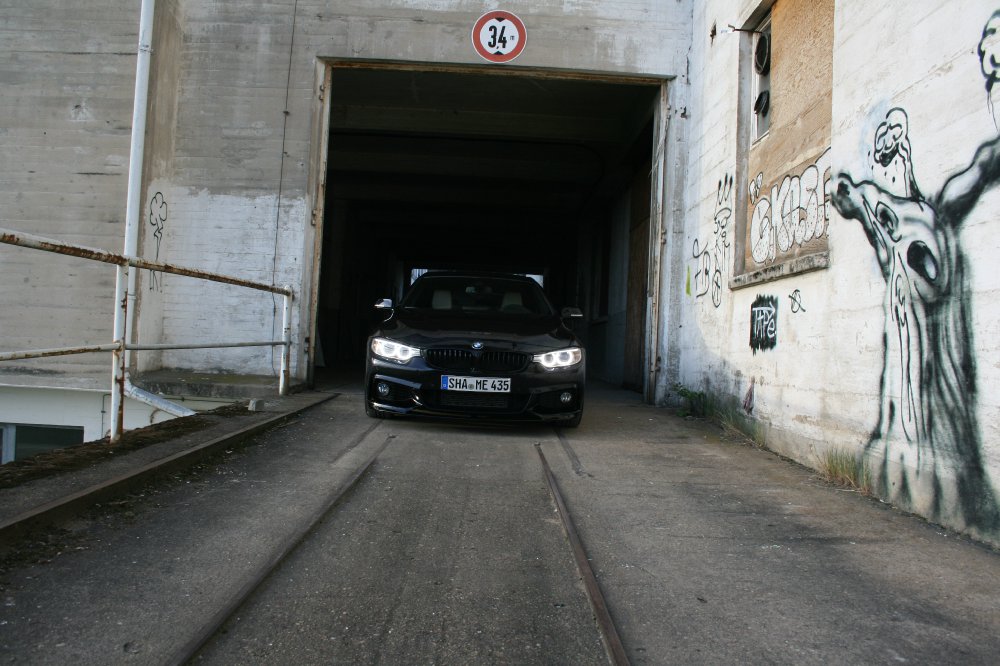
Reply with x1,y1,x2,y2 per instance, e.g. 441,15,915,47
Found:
374,298,393,310
561,307,584,319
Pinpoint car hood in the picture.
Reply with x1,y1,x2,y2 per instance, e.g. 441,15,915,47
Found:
376,309,581,353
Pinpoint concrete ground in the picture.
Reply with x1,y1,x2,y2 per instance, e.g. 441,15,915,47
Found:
549,386,1000,663
0,380,998,664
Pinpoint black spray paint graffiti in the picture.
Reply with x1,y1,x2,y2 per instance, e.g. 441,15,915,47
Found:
148,192,167,292
788,289,805,313
832,107,1000,531
870,108,921,199
690,174,733,308
749,295,777,354
979,10,1000,129
748,148,832,266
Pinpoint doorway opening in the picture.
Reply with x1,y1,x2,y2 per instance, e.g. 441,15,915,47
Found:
313,64,664,393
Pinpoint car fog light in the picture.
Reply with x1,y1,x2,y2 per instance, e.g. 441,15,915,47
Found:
560,391,573,404
377,382,391,397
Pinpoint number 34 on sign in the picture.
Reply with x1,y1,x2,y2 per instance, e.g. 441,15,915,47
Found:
472,11,527,63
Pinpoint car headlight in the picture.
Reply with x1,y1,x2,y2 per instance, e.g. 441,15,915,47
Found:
371,337,422,363
533,347,583,369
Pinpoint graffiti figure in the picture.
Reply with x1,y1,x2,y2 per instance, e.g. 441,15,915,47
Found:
148,191,167,292
872,108,921,199
978,10,1000,129
832,111,1000,532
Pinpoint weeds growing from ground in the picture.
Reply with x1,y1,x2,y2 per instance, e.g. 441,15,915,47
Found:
819,448,873,494
715,403,767,449
672,383,710,418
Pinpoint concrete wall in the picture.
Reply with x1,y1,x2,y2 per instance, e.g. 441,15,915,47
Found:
0,1,141,388
675,0,1000,544
3,0,691,386
133,0,693,379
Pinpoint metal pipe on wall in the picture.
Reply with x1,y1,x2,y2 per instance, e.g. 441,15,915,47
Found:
111,0,156,443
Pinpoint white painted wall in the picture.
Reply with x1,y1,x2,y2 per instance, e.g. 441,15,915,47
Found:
136,183,305,375
0,386,229,444
675,0,1000,544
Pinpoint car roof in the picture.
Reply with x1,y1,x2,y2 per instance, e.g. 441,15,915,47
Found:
414,271,539,283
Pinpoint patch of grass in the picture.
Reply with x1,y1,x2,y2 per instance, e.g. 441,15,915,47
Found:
715,403,767,449
819,449,873,494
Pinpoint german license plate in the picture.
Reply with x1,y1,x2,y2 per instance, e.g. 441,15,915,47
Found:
441,376,511,393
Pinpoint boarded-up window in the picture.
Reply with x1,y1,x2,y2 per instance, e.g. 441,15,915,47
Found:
735,0,833,286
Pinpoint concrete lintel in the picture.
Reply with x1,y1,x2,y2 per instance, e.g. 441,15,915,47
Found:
729,251,829,290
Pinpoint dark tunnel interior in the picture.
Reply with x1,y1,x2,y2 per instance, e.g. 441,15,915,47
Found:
317,66,659,378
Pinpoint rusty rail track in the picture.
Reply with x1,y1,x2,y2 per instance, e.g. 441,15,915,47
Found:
537,442,631,666
165,427,392,666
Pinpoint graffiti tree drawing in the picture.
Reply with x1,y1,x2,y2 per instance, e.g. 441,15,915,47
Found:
148,192,167,292
832,108,1000,532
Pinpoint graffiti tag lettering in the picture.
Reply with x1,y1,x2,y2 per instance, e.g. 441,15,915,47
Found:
748,149,832,266
749,295,778,353
691,174,733,308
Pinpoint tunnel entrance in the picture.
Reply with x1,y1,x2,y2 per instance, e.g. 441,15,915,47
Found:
314,64,663,392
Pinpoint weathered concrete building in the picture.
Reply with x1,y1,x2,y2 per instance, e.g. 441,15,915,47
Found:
3,0,1000,545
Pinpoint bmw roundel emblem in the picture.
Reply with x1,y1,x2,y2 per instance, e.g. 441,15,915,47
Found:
472,341,484,350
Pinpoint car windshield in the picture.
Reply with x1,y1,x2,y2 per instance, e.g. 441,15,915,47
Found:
401,276,555,317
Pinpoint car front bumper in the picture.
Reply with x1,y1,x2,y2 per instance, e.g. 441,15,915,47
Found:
365,355,585,423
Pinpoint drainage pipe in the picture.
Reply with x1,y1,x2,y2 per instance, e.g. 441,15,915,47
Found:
124,374,196,418
111,0,155,442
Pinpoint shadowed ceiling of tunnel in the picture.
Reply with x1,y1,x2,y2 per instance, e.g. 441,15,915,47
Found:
327,67,660,217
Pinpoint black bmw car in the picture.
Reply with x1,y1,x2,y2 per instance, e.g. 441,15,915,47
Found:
365,272,585,426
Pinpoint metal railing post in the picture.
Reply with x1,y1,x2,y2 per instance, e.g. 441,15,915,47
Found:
111,291,127,443
280,289,292,395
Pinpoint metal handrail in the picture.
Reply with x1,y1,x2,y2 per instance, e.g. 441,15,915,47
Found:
0,227,293,442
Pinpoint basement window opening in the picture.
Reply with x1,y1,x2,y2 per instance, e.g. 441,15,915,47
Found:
1,423,85,464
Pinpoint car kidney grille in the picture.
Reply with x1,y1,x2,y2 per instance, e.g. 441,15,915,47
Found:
425,348,530,373
480,351,530,372
425,349,474,371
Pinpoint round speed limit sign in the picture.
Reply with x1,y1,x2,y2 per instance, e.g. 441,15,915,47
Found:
472,11,526,63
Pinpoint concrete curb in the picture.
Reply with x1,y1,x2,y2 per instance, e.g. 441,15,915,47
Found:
0,392,337,545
